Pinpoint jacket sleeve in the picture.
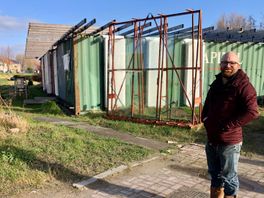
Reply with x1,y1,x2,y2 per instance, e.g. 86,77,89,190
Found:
226,83,259,129
201,88,211,122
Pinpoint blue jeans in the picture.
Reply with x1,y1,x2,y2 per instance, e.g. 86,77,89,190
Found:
205,142,242,196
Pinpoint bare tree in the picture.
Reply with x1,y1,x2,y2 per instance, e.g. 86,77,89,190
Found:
216,13,255,30
15,54,40,72
0,46,13,71
259,14,264,29
216,15,227,30
247,16,256,29
15,54,24,64
24,58,40,72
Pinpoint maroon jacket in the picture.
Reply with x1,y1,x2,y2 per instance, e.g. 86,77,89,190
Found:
202,69,259,145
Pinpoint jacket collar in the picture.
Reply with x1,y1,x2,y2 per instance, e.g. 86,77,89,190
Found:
214,69,248,88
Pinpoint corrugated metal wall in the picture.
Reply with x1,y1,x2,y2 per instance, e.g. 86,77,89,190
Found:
56,39,74,106
56,43,66,100
77,36,105,111
203,42,264,100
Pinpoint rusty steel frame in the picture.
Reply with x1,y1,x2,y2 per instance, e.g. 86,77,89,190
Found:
106,10,203,127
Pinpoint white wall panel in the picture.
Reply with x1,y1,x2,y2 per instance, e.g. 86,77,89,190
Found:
53,50,59,96
104,36,126,109
145,37,166,107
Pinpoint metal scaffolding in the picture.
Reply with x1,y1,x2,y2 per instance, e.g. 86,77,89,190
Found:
106,10,203,127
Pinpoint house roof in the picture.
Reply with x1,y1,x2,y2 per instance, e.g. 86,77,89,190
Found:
0,57,20,64
24,23,72,59
24,21,99,59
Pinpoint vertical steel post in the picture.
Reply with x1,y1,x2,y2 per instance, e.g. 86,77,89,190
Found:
156,17,163,120
159,17,165,120
73,37,80,115
111,24,116,111
191,11,194,125
107,24,114,113
106,26,111,114
130,21,138,117
137,22,142,115
138,20,147,115
164,17,169,119
198,10,203,123
140,24,145,115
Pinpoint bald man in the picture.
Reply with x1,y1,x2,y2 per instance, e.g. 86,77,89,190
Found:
202,52,259,198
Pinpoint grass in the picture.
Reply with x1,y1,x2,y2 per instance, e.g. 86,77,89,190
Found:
241,108,264,156
0,117,151,196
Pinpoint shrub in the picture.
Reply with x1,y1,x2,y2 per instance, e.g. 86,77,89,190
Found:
41,101,63,115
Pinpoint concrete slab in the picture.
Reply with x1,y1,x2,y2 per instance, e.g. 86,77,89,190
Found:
24,97,56,105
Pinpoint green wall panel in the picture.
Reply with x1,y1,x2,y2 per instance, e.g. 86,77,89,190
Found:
77,36,104,111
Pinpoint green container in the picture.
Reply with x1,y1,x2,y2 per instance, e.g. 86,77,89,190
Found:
203,41,264,100
76,36,105,111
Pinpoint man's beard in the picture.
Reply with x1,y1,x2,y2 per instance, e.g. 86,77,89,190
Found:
221,69,235,78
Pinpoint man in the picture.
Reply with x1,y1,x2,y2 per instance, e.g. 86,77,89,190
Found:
202,52,259,198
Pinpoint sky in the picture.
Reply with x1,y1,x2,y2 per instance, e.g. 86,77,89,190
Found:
1,0,264,56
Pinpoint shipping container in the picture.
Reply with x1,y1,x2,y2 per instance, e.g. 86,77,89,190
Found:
56,39,75,106
76,35,105,113
203,41,264,100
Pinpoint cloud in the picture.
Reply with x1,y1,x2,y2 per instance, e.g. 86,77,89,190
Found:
0,15,41,56
0,15,28,31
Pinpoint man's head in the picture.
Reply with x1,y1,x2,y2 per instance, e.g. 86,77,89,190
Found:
220,52,241,78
